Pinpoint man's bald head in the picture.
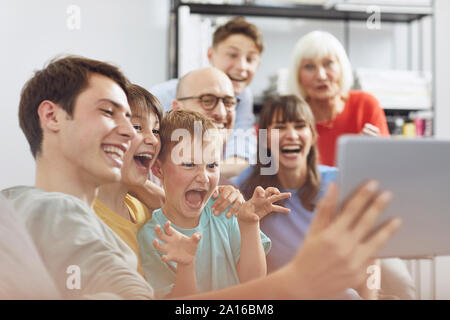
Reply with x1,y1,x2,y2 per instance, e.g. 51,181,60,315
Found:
176,67,233,99
172,67,236,143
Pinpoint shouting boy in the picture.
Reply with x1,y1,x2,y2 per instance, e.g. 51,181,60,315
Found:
138,110,291,298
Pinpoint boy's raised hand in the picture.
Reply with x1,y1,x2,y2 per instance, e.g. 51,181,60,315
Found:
237,186,291,223
152,221,202,266
211,185,245,218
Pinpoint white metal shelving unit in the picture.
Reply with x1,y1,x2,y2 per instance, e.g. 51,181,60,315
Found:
168,1,438,299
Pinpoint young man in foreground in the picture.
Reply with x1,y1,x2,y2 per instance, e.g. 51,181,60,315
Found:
2,56,154,299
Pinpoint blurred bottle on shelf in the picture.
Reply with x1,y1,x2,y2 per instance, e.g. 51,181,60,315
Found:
403,122,416,137
386,110,433,138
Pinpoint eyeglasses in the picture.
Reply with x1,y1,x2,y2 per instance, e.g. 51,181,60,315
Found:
177,94,240,111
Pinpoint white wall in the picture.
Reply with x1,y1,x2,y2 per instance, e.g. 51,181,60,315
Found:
0,0,169,189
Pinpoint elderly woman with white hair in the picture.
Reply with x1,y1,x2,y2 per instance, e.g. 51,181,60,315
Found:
286,31,415,300
287,30,390,167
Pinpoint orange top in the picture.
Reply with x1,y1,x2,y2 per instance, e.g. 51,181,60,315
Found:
316,91,390,167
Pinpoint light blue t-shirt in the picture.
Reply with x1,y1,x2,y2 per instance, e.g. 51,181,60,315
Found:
235,165,362,300
150,79,257,163
138,197,271,298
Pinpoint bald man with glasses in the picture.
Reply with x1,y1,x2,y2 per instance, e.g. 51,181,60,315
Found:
171,67,254,180
172,67,238,151
177,94,240,110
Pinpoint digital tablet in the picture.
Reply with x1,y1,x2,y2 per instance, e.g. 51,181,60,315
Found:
336,136,450,258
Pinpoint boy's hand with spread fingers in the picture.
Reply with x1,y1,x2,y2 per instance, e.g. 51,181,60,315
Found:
153,221,201,265
235,186,291,283
237,186,291,223
152,221,201,298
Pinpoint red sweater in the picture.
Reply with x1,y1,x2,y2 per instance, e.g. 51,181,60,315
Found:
316,91,390,167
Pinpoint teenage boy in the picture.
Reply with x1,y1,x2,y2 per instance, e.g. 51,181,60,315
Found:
138,110,291,298
2,56,401,300
1,56,154,299
151,17,262,176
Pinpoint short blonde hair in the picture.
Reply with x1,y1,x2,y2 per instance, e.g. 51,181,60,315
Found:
286,31,354,99
159,110,220,161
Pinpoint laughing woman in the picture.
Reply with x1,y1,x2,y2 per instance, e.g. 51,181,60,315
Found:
236,95,416,299
235,95,363,299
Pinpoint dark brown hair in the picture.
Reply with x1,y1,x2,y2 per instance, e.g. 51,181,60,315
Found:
213,17,264,53
19,55,130,158
240,95,321,211
127,84,163,125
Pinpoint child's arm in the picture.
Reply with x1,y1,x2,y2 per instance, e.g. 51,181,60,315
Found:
235,186,291,283
128,180,165,211
152,221,201,298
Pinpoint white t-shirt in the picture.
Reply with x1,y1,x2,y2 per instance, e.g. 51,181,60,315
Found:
0,193,61,299
1,186,154,300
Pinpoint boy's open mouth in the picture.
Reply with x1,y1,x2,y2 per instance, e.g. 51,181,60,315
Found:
133,153,153,171
185,189,207,209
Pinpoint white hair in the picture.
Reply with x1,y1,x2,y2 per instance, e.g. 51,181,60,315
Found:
286,31,354,99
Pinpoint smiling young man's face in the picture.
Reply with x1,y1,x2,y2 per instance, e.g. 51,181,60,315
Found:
208,34,261,95
57,73,135,186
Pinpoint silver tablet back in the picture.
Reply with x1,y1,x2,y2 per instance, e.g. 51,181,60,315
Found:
337,136,450,258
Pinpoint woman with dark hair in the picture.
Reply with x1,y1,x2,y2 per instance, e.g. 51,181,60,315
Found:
235,95,361,299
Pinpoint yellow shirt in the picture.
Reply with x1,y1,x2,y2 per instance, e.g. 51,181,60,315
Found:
94,194,151,277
